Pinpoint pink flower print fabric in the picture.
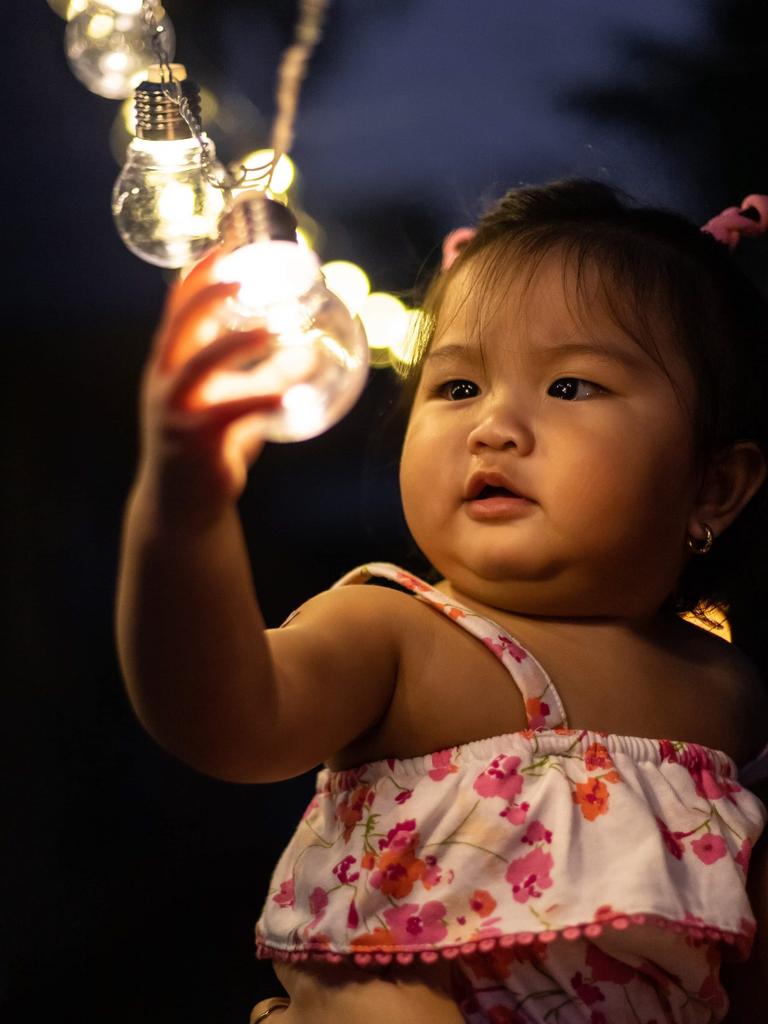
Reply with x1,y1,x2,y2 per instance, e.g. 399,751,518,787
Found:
255,564,768,1023
429,748,459,782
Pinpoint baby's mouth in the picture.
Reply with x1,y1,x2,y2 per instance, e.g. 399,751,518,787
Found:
464,470,535,503
473,485,519,500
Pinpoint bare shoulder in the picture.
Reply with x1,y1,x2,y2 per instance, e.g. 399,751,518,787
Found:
251,583,418,781
719,641,768,757
273,580,419,642
689,626,768,763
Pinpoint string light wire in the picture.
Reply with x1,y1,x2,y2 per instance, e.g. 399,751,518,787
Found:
127,2,421,371
139,0,329,195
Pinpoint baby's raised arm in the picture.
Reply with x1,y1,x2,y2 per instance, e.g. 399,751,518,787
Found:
115,253,402,782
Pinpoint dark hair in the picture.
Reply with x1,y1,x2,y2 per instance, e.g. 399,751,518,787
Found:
400,179,768,629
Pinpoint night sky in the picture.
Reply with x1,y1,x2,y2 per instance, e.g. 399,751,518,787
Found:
5,3,767,1022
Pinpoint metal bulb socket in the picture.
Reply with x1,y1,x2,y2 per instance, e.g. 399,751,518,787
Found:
135,64,201,141
219,192,299,250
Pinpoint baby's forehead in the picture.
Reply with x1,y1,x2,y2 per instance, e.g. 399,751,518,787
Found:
434,248,621,342
427,245,693,389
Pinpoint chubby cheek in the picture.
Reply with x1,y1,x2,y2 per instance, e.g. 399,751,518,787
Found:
399,436,428,538
399,421,454,537
549,427,692,545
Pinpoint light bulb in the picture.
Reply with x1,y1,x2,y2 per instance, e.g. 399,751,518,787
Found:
200,194,369,443
112,66,225,268
46,0,79,18
65,2,175,99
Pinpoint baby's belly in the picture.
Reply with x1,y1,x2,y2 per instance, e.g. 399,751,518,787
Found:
273,957,463,1022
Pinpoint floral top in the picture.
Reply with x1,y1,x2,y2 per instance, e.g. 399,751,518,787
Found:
255,564,768,1023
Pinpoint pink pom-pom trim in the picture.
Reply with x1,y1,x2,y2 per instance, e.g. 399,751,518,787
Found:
256,912,752,967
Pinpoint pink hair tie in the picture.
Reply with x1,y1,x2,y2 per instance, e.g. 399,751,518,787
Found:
701,194,768,249
442,227,476,270
443,195,768,267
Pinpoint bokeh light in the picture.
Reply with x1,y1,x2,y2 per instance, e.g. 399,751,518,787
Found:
357,292,409,355
680,607,732,642
47,0,86,18
232,149,296,197
387,308,424,375
320,261,370,316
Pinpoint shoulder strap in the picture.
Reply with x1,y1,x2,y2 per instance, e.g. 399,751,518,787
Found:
333,562,568,730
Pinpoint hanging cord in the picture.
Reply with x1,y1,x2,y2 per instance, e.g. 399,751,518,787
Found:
140,0,330,195
267,0,327,192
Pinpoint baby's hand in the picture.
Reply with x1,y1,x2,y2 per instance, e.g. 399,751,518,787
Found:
137,247,282,523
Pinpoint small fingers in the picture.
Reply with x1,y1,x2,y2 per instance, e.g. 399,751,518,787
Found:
161,244,225,327
169,328,274,409
163,394,282,447
153,281,242,373
188,393,283,431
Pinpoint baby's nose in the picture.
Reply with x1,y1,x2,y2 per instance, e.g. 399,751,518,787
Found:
466,401,533,454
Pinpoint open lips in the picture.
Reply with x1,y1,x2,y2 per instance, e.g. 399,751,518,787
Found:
464,471,534,502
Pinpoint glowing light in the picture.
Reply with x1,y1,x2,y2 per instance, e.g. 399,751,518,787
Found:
204,205,369,443
102,50,131,72
156,181,196,223
296,227,314,250
65,3,176,99
120,94,136,134
86,13,115,39
46,0,86,18
320,261,370,316
389,309,424,367
217,242,320,311
684,606,733,638
281,383,327,437
102,0,144,13
113,136,225,268
357,292,409,352
233,149,296,196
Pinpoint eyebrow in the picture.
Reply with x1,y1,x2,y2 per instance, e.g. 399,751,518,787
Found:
425,343,481,364
424,341,646,371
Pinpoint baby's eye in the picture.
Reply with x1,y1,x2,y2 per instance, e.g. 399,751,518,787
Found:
437,379,479,401
548,377,604,401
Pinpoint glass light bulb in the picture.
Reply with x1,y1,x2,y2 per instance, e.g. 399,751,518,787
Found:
112,136,225,268
203,239,369,442
46,0,78,19
65,2,175,99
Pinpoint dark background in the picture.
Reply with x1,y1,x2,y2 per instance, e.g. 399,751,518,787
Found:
5,2,768,1022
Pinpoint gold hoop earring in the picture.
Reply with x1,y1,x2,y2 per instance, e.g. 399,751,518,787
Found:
686,523,714,555
251,998,290,1022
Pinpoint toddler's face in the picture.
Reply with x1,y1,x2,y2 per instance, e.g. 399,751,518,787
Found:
399,249,701,619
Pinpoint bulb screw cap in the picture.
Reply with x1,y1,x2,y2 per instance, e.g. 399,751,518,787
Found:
219,193,299,248
134,64,201,141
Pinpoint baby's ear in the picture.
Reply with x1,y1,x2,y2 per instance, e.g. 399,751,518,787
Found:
692,441,767,538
